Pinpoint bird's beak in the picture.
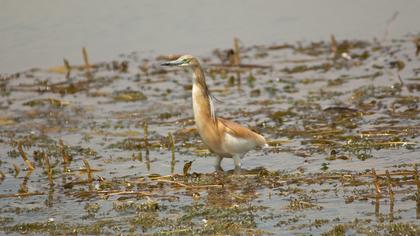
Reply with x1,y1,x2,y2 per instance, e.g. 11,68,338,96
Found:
161,59,183,66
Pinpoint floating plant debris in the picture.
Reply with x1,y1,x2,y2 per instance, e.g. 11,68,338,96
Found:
112,90,147,102
0,36,419,235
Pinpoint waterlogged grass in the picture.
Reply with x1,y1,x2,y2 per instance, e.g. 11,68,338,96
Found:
0,35,419,235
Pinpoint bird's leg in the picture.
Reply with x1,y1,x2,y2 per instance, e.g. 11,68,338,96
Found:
214,156,223,171
233,155,242,173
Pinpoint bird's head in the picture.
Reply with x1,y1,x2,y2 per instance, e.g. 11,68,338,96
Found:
161,55,200,68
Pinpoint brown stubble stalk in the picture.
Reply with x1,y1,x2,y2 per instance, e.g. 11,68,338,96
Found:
59,139,71,166
168,132,175,173
371,168,382,195
233,37,241,66
63,58,71,79
413,164,420,219
385,170,394,222
371,168,381,218
18,142,34,171
144,121,149,150
0,170,5,181
82,47,93,80
43,152,53,187
83,159,93,182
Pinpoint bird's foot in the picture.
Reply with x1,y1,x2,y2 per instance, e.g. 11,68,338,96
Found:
233,155,242,174
234,166,242,175
214,156,223,172
214,166,224,173
214,168,225,173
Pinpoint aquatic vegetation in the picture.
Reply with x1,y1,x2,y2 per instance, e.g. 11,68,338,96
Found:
0,36,419,235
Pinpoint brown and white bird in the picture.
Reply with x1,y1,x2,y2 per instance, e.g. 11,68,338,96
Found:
162,55,267,171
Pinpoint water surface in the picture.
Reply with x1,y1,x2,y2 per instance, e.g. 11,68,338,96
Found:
1,0,420,73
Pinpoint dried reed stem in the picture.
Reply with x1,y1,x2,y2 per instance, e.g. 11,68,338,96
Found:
0,192,44,199
414,164,420,194
59,139,71,164
63,58,71,78
144,121,149,148
233,37,241,65
18,142,34,170
371,168,381,195
385,170,394,199
82,47,90,71
43,153,53,186
13,163,20,176
83,159,93,182
168,132,175,163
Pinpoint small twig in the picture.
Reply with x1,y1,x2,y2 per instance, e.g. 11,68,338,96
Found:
371,169,382,218
0,170,5,181
88,190,153,197
63,180,93,189
155,179,222,189
267,44,294,50
59,139,71,164
13,163,20,177
83,159,93,182
138,147,143,162
375,195,380,218
396,73,404,86
82,47,90,71
383,11,399,42
76,168,103,173
233,37,241,66
18,142,34,171
17,185,28,194
71,190,181,200
168,132,175,173
148,174,179,180
63,58,71,79
385,170,394,199
330,34,338,56
416,164,420,219
144,121,149,149
183,161,193,177
156,179,190,187
386,170,395,222
361,171,415,177
413,37,420,57
0,192,44,199
19,170,33,194
371,168,382,195
82,47,93,80
414,164,420,194
43,153,53,186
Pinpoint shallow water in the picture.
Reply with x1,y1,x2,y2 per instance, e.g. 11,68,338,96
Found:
1,0,420,73
1,32,419,234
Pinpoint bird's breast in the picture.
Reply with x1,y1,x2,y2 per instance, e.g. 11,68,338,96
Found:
192,84,224,154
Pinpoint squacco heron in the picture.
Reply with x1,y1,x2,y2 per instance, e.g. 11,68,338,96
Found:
162,55,267,171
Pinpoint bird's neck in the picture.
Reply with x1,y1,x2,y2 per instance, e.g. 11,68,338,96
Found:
192,66,207,91
191,66,215,126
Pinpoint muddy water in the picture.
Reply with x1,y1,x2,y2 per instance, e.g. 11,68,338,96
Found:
1,33,419,234
1,1,420,234
1,0,420,73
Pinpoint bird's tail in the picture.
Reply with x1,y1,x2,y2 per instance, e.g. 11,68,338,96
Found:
256,134,269,148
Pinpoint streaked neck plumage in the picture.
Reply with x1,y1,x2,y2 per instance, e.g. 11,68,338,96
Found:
191,65,215,124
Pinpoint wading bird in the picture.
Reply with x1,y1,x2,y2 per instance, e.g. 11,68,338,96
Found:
162,55,267,171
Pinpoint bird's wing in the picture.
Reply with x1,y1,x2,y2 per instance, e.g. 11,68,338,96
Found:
217,118,266,146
